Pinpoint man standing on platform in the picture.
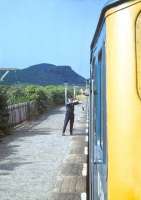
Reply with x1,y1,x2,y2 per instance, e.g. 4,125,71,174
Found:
62,96,80,136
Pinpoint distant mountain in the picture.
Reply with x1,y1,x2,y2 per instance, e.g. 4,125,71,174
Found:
0,63,86,85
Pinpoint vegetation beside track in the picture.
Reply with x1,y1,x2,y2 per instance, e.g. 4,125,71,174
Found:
0,84,80,133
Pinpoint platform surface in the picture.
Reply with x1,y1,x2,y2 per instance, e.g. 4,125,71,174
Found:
0,102,88,200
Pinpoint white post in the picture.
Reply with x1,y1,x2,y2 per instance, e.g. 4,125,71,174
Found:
64,82,68,104
73,86,76,98
86,80,88,90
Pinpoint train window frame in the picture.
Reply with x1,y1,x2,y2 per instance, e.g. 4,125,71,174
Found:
101,44,107,164
95,44,107,163
98,49,103,150
91,56,96,135
98,48,104,150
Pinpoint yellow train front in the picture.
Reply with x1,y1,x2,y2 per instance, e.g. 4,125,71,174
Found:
89,1,141,199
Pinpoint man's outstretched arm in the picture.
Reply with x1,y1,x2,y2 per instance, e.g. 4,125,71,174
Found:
73,100,82,105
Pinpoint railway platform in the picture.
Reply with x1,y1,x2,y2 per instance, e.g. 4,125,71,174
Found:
49,102,88,200
49,136,88,200
0,102,88,200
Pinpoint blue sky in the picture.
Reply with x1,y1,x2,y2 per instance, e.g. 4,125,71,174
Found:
0,0,107,78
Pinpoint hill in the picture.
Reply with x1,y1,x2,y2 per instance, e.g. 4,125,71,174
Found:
0,63,86,85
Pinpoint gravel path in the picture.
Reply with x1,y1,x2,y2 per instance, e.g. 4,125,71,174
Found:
0,105,83,200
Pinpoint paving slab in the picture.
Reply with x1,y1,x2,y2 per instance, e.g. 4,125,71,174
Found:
49,192,80,200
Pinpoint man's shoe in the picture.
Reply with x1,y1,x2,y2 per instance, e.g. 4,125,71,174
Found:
70,132,73,135
62,132,65,136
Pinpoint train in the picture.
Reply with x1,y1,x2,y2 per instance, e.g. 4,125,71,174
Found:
89,0,141,199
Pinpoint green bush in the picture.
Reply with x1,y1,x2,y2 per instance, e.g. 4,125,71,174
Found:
24,85,48,114
44,86,64,105
7,86,27,105
0,84,75,117
44,85,73,105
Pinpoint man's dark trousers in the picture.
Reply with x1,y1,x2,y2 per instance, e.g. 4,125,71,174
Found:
63,113,74,134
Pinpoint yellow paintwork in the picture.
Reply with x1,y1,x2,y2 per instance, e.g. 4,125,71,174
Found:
105,1,141,199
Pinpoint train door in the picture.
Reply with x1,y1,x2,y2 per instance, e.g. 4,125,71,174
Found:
93,44,107,200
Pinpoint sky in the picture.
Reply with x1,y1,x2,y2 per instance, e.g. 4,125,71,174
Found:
0,0,107,78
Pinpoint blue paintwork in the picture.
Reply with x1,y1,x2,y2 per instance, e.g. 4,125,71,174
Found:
104,0,122,7
91,24,106,147
90,23,107,199
90,0,127,50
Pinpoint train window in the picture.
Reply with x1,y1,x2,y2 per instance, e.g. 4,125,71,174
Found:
98,49,102,63
95,46,106,163
97,49,103,149
91,56,96,129
136,12,141,98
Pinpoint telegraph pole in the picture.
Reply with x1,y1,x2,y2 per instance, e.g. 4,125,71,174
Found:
64,82,68,104
73,85,76,98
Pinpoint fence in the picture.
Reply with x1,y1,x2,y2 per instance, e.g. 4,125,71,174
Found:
8,101,38,127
